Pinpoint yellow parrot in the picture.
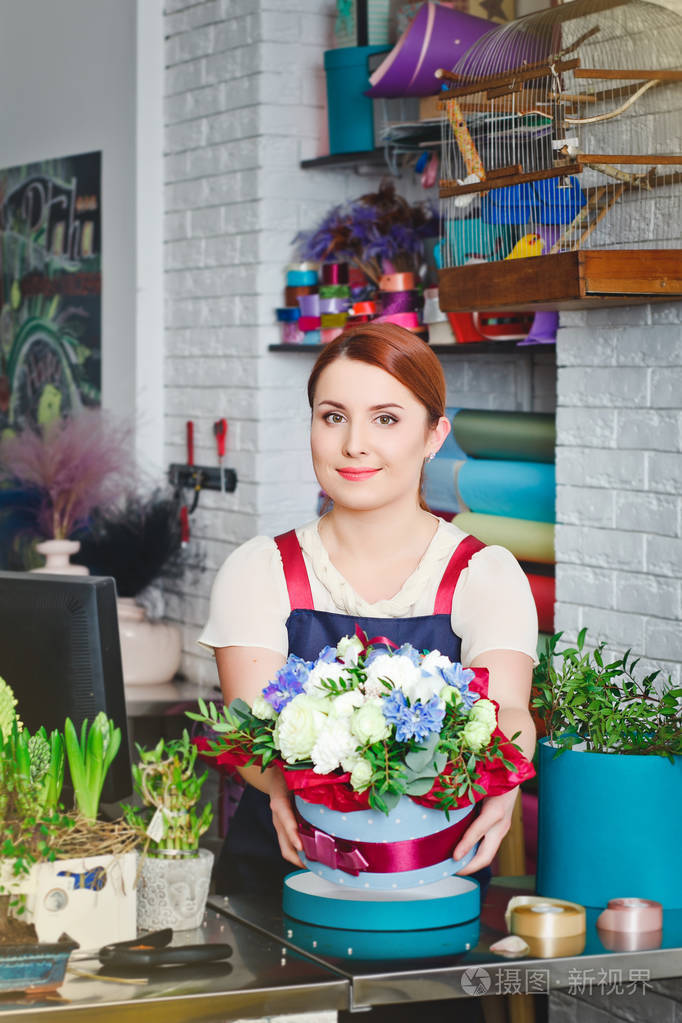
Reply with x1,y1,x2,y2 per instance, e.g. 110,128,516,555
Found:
505,234,545,260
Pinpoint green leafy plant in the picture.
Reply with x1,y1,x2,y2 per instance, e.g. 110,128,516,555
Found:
532,628,682,759
64,713,122,821
123,731,213,855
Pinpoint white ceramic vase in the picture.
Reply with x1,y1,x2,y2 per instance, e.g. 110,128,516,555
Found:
136,848,214,931
116,597,182,686
32,539,88,576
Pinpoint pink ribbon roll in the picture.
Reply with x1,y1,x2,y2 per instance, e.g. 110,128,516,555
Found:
375,311,420,330
380,289,420,314
379,272,415,292
322,262,349,285
596,898,663,935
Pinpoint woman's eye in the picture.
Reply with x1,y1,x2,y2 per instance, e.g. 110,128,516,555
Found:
324,412,345,424
376,414,397,425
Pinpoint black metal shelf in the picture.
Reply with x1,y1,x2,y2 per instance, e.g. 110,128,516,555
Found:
269,342,526,355
300,148,387,171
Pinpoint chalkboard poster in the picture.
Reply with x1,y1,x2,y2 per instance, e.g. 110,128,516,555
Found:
0,150,101,436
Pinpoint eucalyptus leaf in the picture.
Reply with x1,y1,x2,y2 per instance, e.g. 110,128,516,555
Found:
405,777,436,796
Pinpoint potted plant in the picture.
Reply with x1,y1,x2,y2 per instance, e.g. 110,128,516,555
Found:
72,490,189,686
124,731,214,931
0,677,137,986
532,628,682,908
0,410,132,573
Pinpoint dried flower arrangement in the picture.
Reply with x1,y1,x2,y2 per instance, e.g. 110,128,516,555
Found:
0,410,133,540
293,180,438,285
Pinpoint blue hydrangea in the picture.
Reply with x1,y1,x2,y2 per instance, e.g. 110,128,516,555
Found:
262,654,313,712
382,690,445,743
440,662,478,709
318,645,338,664
396,642,421,665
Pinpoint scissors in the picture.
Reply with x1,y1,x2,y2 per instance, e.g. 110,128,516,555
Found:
99,928,232,968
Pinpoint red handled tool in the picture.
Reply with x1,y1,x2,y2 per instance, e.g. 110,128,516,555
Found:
213,418,228,492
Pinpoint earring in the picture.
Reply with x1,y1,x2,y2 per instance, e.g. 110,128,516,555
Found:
427,452,436,462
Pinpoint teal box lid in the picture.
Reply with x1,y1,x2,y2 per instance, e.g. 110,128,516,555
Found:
283,914,480,962
324,45,390,70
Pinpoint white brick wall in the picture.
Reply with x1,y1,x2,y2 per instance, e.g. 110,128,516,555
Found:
555,303,682,686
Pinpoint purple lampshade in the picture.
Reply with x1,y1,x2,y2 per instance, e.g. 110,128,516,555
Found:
366,2,497,98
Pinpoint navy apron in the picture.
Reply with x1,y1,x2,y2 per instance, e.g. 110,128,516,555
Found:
214,529,491,896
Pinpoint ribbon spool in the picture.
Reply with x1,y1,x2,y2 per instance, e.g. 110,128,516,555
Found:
322,262,349,285
352,301,376,316
298,294,320,317
285,284,317,306
505,896,586,958
596,898,663,951
298,315,322,332
375,311,420,331
379,272,415,292
320,313,348,328
319,284,351,299
380,290,420,314
320,297,350,315
287,269,318,287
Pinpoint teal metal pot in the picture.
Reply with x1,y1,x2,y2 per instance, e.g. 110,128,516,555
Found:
537,739,682,908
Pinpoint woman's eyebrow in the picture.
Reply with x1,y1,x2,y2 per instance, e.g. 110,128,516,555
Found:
316,400,405,411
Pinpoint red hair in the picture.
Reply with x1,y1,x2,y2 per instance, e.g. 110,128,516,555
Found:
307,323,446,511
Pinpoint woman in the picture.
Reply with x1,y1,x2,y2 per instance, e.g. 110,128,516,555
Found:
199,323,538,895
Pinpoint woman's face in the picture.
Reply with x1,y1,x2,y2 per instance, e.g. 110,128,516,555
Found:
310,356,448,513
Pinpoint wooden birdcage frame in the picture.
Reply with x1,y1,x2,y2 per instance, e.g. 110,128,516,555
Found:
437,0,682,311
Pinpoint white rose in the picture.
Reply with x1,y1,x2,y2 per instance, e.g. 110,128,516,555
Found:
420,650,451,673
275,694,329,763
351,700,390,745
329,688,365,718
252,695,277,720
310,717,356,775
470,698,497,731
462,719,494,752
350,758,373,792
403,671,445,706
336,634,364,665
364,653,420,700
304,660,348,697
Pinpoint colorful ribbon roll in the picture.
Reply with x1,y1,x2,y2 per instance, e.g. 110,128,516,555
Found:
321,327,344,344
322,262,349,285
505,895,586,959
352,301,376,316
298,294,320,317
457,459,556,523
298,315,321,332
319,284,350,299
320,297,350,315
276,307,300,322
453,512,555,564
320,313,348,328
285,284,317,306
379,272,415,292
287,269,318,287
375,311,419,331
597,897,663,934
380,290,420,314
452,410,556,464
303,329,321,345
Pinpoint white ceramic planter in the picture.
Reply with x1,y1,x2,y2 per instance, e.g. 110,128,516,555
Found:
6,851,137,951
117,597,182,686
136,848,214,931
32,539,88,576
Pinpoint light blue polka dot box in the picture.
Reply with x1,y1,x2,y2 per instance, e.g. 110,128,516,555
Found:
283,795,481,933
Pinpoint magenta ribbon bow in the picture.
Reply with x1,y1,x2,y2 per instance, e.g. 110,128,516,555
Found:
298,818,369,877
354,623,398,656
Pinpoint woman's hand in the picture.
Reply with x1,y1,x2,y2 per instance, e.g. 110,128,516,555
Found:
269,769,305,868
452,787,519,875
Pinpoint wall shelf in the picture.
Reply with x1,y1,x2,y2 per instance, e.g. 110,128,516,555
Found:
269,341,529,355
300,149,387,171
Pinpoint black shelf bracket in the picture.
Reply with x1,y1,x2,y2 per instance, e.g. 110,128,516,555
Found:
169,463,237,494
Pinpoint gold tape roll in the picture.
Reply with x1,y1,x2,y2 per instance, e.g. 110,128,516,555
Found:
524,933,586,959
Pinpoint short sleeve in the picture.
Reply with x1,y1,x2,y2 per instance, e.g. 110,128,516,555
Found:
452,544,539,666
197,536,289,656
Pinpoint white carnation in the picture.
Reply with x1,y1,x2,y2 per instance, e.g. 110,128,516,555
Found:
470,697,497,730
252,695,277,720
336,634,364,665
310,717,357,775
364,653,420,699
304,660,348,697
350,758,373,792
403,671,445,706
276,694,329,763
420,650,451,673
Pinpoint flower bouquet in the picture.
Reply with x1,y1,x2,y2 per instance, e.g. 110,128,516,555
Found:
190,632,533,890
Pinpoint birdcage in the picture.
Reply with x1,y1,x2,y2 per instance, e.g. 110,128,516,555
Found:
437,0,682,311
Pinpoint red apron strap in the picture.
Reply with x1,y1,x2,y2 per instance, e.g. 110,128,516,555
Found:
275,530,314,612
433,534,486,616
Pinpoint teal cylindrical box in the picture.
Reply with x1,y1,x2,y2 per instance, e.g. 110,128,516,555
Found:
537,739,682,908
323,46,390,155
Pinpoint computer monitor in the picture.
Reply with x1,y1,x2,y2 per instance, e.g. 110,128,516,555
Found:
0,571,132,803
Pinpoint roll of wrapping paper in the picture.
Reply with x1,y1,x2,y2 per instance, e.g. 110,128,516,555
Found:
452,410,556,464
322,263,349,285
380,290,420,314
319,284,350,299
285,284,317,306
320,313,348,329
505,896,586,959
526,573,555,634
453,512,554,564
423,458,464,515
379,272,415,292
457,460,556,523
319,297,350,315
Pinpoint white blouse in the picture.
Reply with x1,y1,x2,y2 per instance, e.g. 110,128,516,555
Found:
198,517,538,667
